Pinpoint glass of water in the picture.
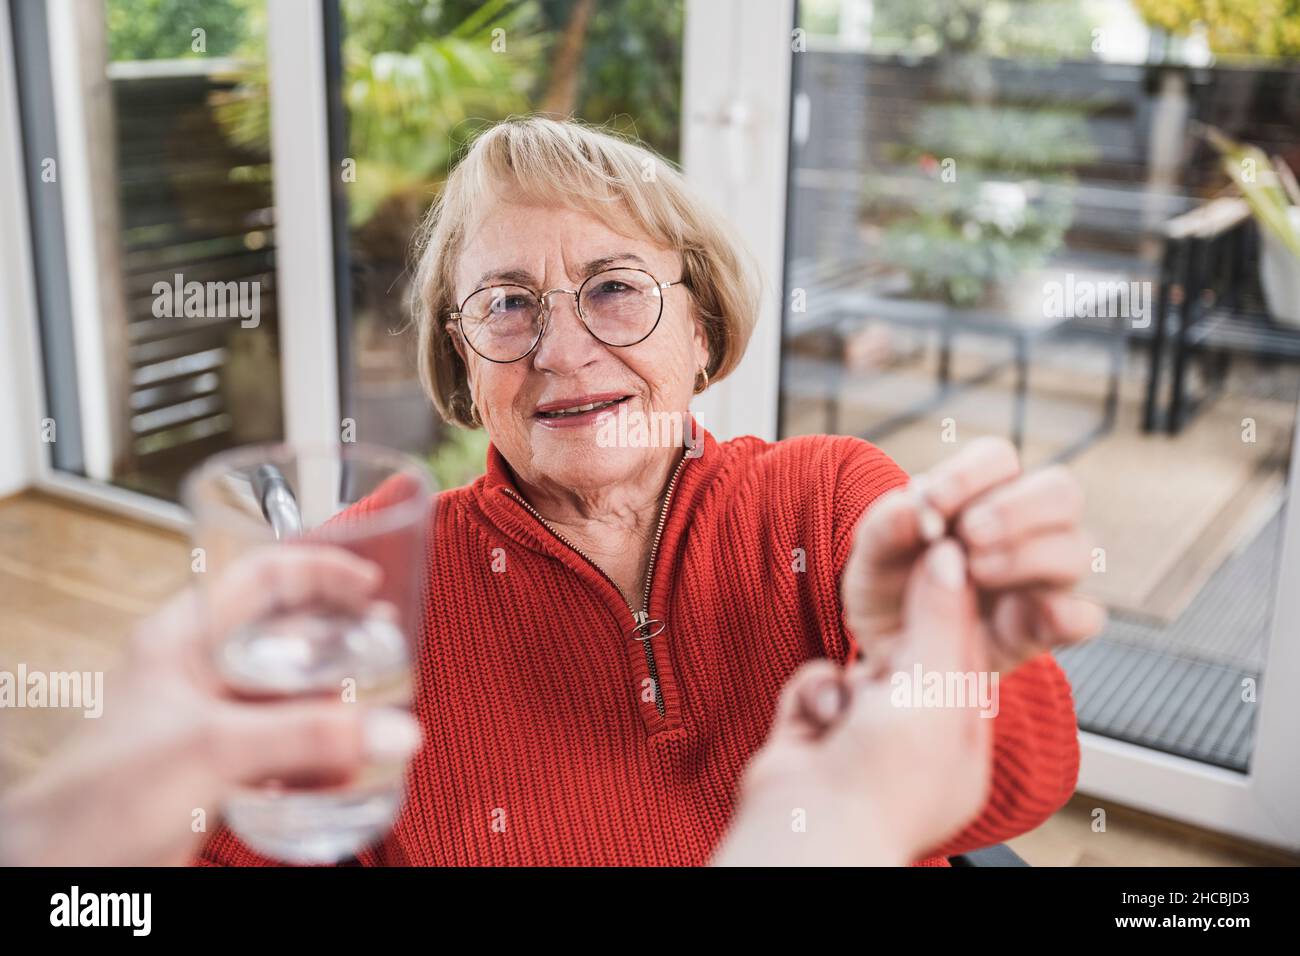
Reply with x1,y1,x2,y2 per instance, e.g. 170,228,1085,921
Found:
181,442,433,864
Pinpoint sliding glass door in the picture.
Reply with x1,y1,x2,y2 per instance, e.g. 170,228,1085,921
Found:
714,0,1300,850
5,0,284,510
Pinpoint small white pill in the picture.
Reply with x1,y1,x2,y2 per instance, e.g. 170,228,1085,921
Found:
918,504,945,543
909,477,945,543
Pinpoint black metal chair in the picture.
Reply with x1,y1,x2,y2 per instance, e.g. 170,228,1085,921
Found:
1143,196,1300,435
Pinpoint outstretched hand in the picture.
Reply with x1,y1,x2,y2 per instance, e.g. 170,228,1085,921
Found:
716,539,990,866
843,436,1105,677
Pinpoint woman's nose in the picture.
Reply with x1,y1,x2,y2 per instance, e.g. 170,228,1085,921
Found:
532,291,602,373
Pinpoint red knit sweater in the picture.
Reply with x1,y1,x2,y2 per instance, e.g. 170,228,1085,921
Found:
199,427,1080,866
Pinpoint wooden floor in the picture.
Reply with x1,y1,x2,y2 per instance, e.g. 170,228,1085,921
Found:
1010,794,1299,866
0,490,1295,865
0,491,189,781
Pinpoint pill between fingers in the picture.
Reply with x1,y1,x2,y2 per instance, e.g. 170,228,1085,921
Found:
910,478,945,543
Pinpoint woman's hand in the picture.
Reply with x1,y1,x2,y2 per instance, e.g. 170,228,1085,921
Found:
842,436,1105,677
715,540,990,866
0,548,422,867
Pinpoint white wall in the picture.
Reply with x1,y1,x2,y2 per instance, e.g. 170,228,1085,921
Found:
0,0,40,498
0,323,38,499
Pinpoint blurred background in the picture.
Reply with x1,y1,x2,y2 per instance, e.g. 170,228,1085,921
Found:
1,0,1299,864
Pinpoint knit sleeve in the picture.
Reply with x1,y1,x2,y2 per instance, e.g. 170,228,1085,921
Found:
812,435,911,661
828,436,911,584
814,436,1080,856
924,651,1081,859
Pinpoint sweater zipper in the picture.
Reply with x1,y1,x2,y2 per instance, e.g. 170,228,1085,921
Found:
502,451,690,718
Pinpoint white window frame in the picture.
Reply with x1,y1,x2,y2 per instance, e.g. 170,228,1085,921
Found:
684,0,1300,851
682,0,794,444
0,0,43,501
1073,428,1300,849
265,0,341,451
2,0,175,522
0,0,339,531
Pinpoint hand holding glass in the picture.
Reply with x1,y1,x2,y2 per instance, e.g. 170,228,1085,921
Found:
182,443,433,863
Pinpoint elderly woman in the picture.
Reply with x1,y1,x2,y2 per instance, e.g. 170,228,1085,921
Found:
201,117,1102,867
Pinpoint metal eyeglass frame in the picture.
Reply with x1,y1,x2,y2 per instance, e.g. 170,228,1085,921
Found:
447,267,684,364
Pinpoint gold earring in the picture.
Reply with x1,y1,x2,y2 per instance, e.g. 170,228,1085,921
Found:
693,366,710,394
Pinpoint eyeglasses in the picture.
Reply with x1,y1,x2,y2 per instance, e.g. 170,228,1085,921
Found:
448,267,683,364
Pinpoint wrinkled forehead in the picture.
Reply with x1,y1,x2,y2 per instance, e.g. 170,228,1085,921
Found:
454,185,673,295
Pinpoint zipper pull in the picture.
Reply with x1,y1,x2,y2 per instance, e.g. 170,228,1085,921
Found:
631,613,670,717
629,610,667,717
628,610,665,642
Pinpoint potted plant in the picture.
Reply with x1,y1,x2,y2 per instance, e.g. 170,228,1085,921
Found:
1207,128,1300,327
862,103,1096,308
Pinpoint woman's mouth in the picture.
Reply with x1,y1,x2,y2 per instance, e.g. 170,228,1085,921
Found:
533,393,633,427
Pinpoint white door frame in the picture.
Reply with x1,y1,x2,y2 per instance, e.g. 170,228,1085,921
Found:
683,0,1300,851
265,0,341,451
682,0,795,444
0,0,44,501
1074,422,1300,849
2,0,182,524
0,0,340,530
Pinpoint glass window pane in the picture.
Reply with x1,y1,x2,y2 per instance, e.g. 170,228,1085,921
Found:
107,0,283,498
781,0,1300,771
13,0,284,501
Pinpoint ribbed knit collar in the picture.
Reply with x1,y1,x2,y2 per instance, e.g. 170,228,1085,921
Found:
470,411,730,615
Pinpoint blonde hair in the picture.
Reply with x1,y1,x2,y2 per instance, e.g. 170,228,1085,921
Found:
411,116,761,428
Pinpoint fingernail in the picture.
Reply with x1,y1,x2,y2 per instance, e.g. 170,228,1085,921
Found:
811,682,844,724
363,708,422,762
918,505,945,543
910,477,945,542
928,541,966,589
919,473,952,509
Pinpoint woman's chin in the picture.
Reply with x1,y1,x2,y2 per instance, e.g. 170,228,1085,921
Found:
527,435,661,490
